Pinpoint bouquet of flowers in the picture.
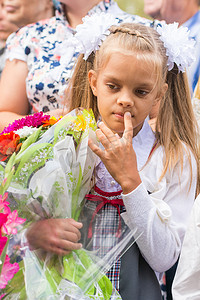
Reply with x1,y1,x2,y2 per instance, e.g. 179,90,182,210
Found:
0,108,137,299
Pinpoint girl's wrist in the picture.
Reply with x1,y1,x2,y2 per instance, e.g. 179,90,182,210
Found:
121,175,142,195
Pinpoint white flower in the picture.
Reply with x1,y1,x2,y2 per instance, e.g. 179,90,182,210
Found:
14,126,38,138
157,22,196,72
75,13,119,60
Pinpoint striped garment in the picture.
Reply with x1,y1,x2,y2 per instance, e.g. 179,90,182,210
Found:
85,185,128,291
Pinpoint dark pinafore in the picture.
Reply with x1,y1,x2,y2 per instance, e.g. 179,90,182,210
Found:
82,185,162,300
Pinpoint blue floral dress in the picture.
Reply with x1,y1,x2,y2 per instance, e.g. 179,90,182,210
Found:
5,0,156,114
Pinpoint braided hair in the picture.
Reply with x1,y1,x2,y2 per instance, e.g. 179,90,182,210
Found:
67,22,199,191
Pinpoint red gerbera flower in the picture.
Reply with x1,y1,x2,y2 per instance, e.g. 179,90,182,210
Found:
0,132,21,161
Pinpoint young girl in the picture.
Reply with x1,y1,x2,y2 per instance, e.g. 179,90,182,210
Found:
26,16,199,299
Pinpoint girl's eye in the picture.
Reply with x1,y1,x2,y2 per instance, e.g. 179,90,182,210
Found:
135,89,148,96
106,84,118,90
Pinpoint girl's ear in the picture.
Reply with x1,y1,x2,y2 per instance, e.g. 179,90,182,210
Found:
154,83,168,104
88,70,98,96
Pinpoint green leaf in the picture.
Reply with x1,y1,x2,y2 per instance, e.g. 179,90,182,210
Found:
62,250,97,295
96,274,113,300
53,115,75,144
14,143,52,177
71,165,83,220
17,126,43,154
0,167,15,195
4,153,16,178
2,260,27,299
45,266,62,294
0,163,5,172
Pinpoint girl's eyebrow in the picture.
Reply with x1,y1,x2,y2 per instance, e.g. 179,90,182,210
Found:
104,74,155,88
103,74,119,81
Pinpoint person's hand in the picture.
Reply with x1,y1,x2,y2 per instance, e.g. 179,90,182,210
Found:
88,112,141,194
26,218,83,256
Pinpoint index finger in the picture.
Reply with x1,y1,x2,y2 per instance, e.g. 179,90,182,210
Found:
122,112,133,143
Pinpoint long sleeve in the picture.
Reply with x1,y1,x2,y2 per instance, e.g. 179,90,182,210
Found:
122,145,197,274
172,194,200,300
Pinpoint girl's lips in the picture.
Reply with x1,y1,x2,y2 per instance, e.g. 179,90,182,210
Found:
4,5,18,13
114,112,133,118
114,113,124,119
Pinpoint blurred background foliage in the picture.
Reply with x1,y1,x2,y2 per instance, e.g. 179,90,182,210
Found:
116,0,150,19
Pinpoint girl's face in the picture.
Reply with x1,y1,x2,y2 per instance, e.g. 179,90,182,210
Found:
89,51,167,137
3,0,53,27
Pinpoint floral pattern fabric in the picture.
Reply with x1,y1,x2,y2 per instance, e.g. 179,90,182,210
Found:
5,0,157,114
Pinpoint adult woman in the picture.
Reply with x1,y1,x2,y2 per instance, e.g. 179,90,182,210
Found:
0,0,158,132
0,0,17,76
0,0,54,77
3,0,54,27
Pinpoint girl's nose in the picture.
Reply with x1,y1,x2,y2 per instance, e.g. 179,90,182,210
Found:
117,92,134,107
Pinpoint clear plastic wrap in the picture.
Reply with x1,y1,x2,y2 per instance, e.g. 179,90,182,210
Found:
0,109,138,299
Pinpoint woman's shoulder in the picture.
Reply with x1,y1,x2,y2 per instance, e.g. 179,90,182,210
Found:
6,15,63,46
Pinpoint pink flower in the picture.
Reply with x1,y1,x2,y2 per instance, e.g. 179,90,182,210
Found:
0,193,10,213
0,236,8,254
0,213,8,229
1,112,50,134
0,194,26,291
2,210,26,235
0,255,19,289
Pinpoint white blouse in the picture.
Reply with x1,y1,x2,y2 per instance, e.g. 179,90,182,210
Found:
95,119,197,278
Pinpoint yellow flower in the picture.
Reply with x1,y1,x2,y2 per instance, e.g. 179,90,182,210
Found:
74,115,87,131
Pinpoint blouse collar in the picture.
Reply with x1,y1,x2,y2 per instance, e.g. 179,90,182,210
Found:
132,118,156,170
96,118,156,171
55,0,114,26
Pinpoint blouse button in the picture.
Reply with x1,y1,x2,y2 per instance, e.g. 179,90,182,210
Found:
111,180,116,186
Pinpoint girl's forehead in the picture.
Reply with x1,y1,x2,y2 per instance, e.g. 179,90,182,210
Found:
100,53,158,83
101,46,160,65
101,50,159,72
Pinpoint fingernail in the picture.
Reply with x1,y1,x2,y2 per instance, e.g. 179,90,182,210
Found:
125,112,131,117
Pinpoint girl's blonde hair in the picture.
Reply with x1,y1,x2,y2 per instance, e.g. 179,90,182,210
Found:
68,22,200,193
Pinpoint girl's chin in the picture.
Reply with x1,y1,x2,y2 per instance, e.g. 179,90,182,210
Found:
110,128,124,137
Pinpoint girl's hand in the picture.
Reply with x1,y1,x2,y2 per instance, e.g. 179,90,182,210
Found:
88,112,141,194
26,218,83,256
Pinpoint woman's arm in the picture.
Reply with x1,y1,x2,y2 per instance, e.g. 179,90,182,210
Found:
0,59,30,131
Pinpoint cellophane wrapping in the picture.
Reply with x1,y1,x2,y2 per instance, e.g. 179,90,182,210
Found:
0,108,137,300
